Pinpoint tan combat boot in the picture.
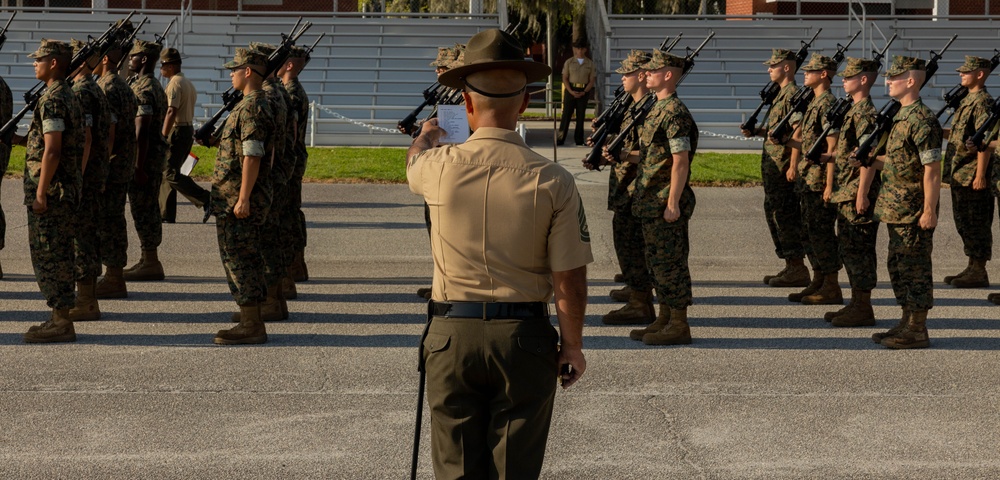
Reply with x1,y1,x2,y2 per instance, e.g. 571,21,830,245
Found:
787,270,823,302
602,289,655,325
769,257,810,288
69,277,101,321
231,285,284,322
764,259,791,285
950,258,989,288
943,258,972,284
801,272,844,305
988,292,1000,305
609,285,632,302
291,251,309,282
824,287,857,322
630,304,670,341
215,303,268,345
282,274,298,300
95,266,128,299
832,289,876,327
642,308,692,346
277,281,289,320
416,287,432,299
881,309,930,349
613,273,625,283
25,308,76,343
123,249,165,281
872,308,909,343
0,258,4,279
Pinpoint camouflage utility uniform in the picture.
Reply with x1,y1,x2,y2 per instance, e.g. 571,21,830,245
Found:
284,75,309,273
260,74,294,288
97,70,137,271
24,79,85,309
0,75,12,270
72,72,112,281
611,97,653,295
129,72,169,252
797,89,841,276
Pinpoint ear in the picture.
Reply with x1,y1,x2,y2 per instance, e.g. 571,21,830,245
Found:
463,92,474,115
518,91,530,114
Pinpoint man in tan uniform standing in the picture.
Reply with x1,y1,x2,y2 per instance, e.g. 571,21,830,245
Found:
158,47,209,223
557,40,596,146
408,29,592,479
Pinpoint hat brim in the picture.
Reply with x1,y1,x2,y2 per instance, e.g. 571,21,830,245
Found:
223,60,245,69
438,60,551,89
956,66,976,73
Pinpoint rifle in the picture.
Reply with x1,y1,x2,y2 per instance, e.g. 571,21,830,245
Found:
855,35,957,167
768,30,860,145
604,32,715,161
1,12,136,145
583,35,685,170
740,28,822,133
194,18,311,144
968,100,1000,152
303,32,325,62
154,18,175,46
936,48,1000,121
0,11,16,52
115,16,146,73
804,33,897,162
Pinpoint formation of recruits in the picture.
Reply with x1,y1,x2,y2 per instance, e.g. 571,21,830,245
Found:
598,43,1000,350
0,24,313,345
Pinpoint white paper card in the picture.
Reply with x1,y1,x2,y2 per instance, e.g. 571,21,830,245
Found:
437,104,470,144
180,153,199,176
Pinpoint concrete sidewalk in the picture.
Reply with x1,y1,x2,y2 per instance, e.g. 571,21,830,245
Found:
1,166,1000,478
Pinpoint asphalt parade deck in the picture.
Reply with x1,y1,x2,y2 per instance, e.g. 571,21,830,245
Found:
2,144,1000,478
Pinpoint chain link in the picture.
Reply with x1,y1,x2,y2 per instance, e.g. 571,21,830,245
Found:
698,130,763,142
314,104,404,134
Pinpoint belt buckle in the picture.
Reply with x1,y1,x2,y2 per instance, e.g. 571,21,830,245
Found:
481,302,490,320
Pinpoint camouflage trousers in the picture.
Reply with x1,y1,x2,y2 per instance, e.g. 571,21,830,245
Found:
262,183,290,286
286,177,307,253
74,187,102,280
216,213,266,306
800,191,841,274
887,223,934,311
837,202,878,291
761,156,804,259
0,147,8,250
612,207,651,291
128,169,164,250
641,217,692,309
28,200,76,309
951,185,994,260
99,181,130,268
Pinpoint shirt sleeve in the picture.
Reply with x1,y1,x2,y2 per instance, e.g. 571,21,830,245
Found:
547,181,594,272
39,97,66,134
165,79,182,108
238,103,269,158
135,83,155,117
914,115,943,166
662,107,693,155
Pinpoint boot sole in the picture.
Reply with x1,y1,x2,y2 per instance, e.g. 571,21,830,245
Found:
642,335,693,346
770,279,811,288
831,319,877,328
70,313,101,322
801,298,844,305
122,274,165,282
880,339,930,349
95,291,128,299
950,282,990,289
24,333,77,343
602,316,655,326
214,334,268,345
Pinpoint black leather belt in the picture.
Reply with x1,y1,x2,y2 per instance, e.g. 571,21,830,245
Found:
430,301,549,320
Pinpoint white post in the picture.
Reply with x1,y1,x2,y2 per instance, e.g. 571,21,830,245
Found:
310,101,317,147
546,12,554,118
92,0,108,10
932,0,948,19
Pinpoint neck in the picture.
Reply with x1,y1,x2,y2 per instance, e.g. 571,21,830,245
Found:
811,82,829,96
655,85,676,100
243,80,263,96
896,91,920,107
850,88,871,104
779,75,794,87
631,86,649,102
969,83,985,93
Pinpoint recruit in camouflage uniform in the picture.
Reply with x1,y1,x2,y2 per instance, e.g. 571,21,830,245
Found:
869,56,943,349
826,57,881,327
755,49,808,288
602,49,655,327
629,49,697,346
283,46,311,283
790,54,843,306
126,39,170,282
942,56,996,288
0,72,11,279
238,41,295,323
95,43,138,299
20,39,85,343
68,38,112,322
213,48,275,345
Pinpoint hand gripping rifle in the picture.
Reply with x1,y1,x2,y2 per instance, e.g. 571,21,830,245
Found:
855,35,957,167
0,11,16,52
740,28,822,134
1,11,136,145
804,34,897,162
194,18,311,144
968,99,1000,152
603,31,715,161
583,35,684,171
937,48,1000,121
768,30,860,145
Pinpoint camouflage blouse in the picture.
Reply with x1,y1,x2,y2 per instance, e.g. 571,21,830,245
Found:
283,77,309,179
830,96,877,204
797,90,837,192
97,72,137,184
211,89,275,225
607,94,646,212
762,82,801,170
262,77,294,187
944,89,994,187
874,99,943,224
631,93,698,220
130,73,169,174
72,74,111,193
23,79,84,206
0,76,12,170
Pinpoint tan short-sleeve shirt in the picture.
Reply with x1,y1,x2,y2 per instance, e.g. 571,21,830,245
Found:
164,71,196,126
563,57,596,89
408,127,593,302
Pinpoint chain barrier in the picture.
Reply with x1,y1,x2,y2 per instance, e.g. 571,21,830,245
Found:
698,130,763,142
314,104,403,134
